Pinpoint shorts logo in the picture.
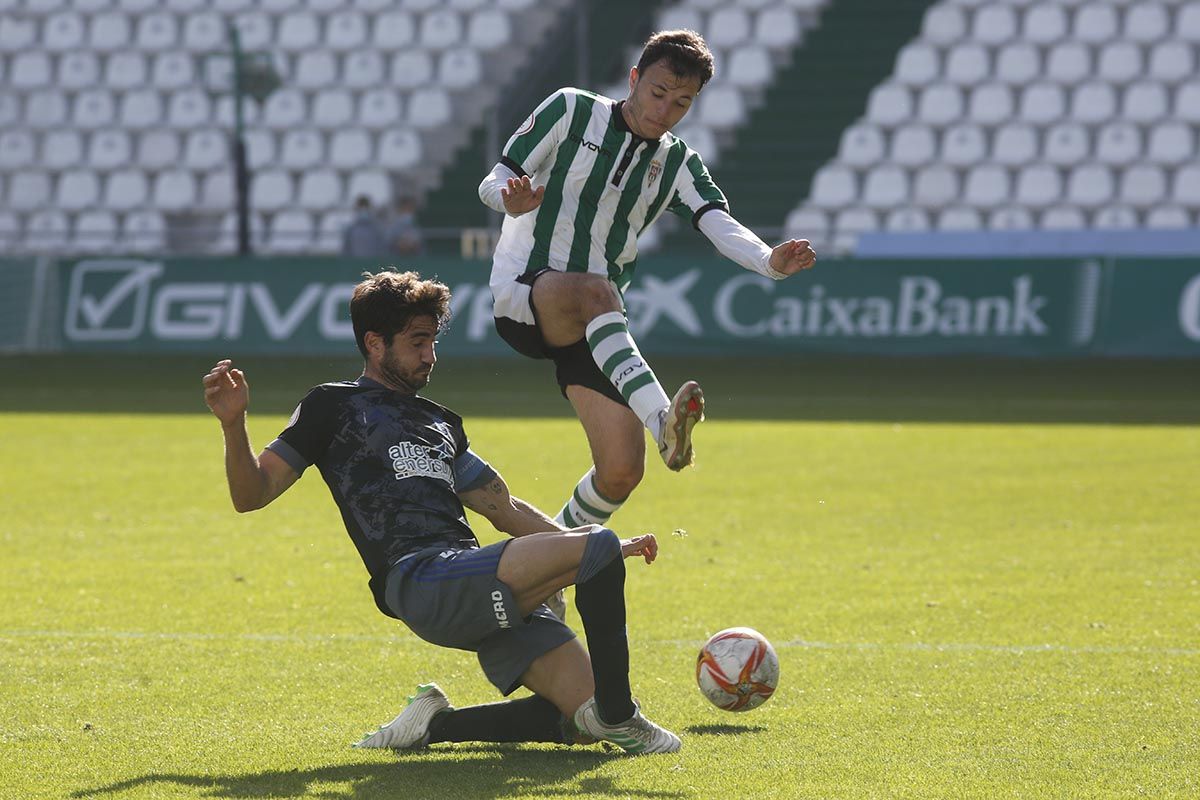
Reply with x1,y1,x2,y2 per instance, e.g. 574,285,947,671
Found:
491,590,511,628
647,159,662,186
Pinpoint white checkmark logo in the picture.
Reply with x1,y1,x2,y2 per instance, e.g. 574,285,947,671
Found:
65,260,163,341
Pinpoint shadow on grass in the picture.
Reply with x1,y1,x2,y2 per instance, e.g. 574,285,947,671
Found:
684,723,767,736
74,748,688,799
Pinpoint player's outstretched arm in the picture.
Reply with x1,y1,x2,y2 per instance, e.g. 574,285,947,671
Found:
202,360,299,513
458,471,562,536
768,238,817,277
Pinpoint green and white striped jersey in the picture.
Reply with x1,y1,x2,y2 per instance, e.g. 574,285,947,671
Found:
490,87,728,294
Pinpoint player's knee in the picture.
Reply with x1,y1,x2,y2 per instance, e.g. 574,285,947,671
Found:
576,527,621,584
594,458,643,500
578,276,622,317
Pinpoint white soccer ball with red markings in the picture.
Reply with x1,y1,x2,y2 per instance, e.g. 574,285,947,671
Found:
695,627,779,712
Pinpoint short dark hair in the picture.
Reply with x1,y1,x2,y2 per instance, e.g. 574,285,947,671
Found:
350,270,451,358
635,29,715,90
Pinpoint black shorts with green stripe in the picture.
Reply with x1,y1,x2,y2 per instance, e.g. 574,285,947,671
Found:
493,268,627,408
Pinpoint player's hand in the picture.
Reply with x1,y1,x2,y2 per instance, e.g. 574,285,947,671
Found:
621,534,658,564
769,239,817,276
501,175,545,216
203,359,249,428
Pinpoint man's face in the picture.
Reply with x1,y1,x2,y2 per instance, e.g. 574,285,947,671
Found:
625,59,702,139
377,315,438,393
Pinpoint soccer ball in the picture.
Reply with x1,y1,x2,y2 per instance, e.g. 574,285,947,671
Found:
695,627,779,712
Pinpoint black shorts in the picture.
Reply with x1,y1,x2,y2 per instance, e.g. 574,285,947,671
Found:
494,268,627,407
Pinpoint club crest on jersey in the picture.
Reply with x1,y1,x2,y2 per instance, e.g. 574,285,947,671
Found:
516,112,535,136
647,160,663,186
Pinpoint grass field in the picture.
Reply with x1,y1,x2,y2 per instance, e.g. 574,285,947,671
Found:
1,354,1197,799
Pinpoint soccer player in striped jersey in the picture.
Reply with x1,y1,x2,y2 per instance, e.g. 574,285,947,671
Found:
479,29,817,530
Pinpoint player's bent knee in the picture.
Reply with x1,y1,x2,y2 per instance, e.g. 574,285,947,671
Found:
576,527,621,584
579,275,622,316
595,459,643,500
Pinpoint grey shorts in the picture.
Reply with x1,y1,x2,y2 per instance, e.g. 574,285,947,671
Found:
383,539,577,695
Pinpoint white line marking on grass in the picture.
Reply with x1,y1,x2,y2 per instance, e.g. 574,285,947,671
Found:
1,630,1197,657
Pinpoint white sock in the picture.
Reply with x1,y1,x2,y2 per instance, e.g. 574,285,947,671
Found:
584,311,669,432
555,467,625,527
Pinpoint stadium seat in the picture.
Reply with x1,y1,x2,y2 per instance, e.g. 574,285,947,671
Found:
1125,3,1168,44
251,170,293,213
971,5,1017,45
657,4,701,30
467,9,512,50
0,17,37,51
347,171,390,206
138,130,181,171
1074,4,1118,43
995,42,1040,85
298,169,342,210
119,89,162,130
25,210,70,253
106,52,147,90
727,46,771,89
373,11,415,48
1045,41,1091,85
166,0,208,11
890,125,935,167
945,43,989,85
1092,205,1139,229
884,208,931,232
232,12,272,50
56,170,100,211
136,12,177,50
59,52,100,90
329,129,371,169
167,89,212,129
392,51,434,89
963,164,1010,208
184,129,226,171
313,90,355,130
866,83,912,127
1124,82,1168,123
1040,205,1087,230
921,5,966,46
1147,122,1193,166
71,210,118,253
1043,123,1089,167
377,128,421,169
784,207,829,242
755,7,802,49
152,51,195,89
1097,42,1143,86
181,13,223,50
11,52,53,89
344,51,385,89
439,50,482,90
242,129,275,169
916,84,962,127
838,124,885,167
359,89,403,130
0,212,18,252
1070,82,1118,125
41,130,83,169
152,170,198,212
316,209,353,252
807,164,857,209
265,210,314,253
1014,163,1062,209
88,129,132,171
833,207,879,236
1095,122,1141,166
862,164,908,209
1145,206,1192,229
44,12,85,51
941,123,987,167
1148,41,1194,84
26,90,69,129
1119,164,1167,208
408,87,452,129
124,210,167,254
938,207,983,230
988,206,1035,230
1022,4,1068,44
262,0,303,10
0,94,16,128
295,51,339,90
277,12,320,51
326,10,367,51
214,95,260,129
199,169,234,210
894,42,939,86
280,130,323,169
1175,82,1200,123
262,89,306,130
1066,164,1115,208
1018,83,1065,125
104,169,149,211
0,131,35,170
420,9,462,50
1172,164,1200,205
1181,4,1200,42
708,8,752,49
967,83,1013,126
913,164,959,206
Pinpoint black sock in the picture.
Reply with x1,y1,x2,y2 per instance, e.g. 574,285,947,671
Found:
427,694,568,744
573,556,635,724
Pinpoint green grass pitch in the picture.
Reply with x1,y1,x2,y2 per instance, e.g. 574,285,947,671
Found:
1,354,1197,799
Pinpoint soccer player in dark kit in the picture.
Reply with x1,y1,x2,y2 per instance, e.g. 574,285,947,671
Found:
202,270,680,754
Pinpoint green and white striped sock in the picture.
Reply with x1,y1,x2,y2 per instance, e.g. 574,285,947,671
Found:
555,467,625,527
585,311,670,432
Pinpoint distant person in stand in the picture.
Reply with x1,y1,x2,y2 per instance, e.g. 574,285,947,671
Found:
385,196,425,257
342,195,389,258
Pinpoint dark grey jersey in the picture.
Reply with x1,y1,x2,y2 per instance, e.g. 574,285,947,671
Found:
266,376,489,616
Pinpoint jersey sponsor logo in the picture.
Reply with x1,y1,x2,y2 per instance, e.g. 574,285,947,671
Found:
388,440,454,485
567,132,614,158
647,159,663,186
491,590,511,628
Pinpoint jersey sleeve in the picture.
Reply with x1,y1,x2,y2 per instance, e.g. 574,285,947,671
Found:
666,149,729,230
501,89,572,177
266,388,337,474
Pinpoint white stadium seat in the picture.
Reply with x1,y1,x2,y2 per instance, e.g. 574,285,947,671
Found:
862,164,908,209
0,131,35,169
167,89,212,129
1019,83,1065,125
891,125,936,166
755,7,802,49
467,8,511,50
298,169,343,210
326,11,367,51
1022,4,1068,44
938,207,983,230
330,130,371,169
347,171,390,206
199,170,233,211
42,130,83,169
242,129,275,170
277,12,320,51
251,170,293,212
183,129,226,171
182,13,223,50
1071,82,1118,125
1124,82,1168,123
44,12,85,51
1147,122,1193,166
72,210,118,253
263,89,306,130
124,211,167,254
1181,4,1200,42
439,50,482,90
316,210,353,253
866,83,912,127
1095,122,1142,166
233,13,272,50
964,164,1010,208
894,43,939,86
1092,205,1139,229
913,164,959,206
295,51,338,90
1045,42,1091,85
1148,41,1194,85
658,7,702,32
88,129,132,171
884,208,931,232
1097,42,1143,85
344,51,385,89
0,94,16,128
280,130,323,169
1172,164,1200,205
153,169,198,211
1074,5,1118,43
1145,206,1192,229
1043,123,1089,167
967,83,1013,126
697,86,745,129
12,52,53,89
922,5,966,46
120,89,163,129
26,90,69,129
25,210,71,253
0,17,37,51
104,169,148,211
56,170,100,211
808,164,857,208
727,46,771,89
312,89,354,129
409,87,452,129
941,124,987,166
784,207,829,241
420,10,463,50
373,11,415,48
1125,3,1169,44
0,213,19,252
1119,164,1167,208
1066,164,1115,208
105,52,147,90
265,210,314,254
995,42,1040,85
377,129,421,169
152,52,195,89
988,207,1035,230
1176,82,1200,123
392,51,434,89
971,5,1017,45
838,124,885,167
359,89,403,129
945,43,989,85
136,12,177,50
917,84,963,126
1015,164,1062,209
708,8,752,49
59,52,100,89
833,207,879,234
138,130,181,171
1041,205,1087,230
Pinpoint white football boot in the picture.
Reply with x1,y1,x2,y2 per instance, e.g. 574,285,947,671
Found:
354,683,451,750
573,696,681,754
656,380,705,471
